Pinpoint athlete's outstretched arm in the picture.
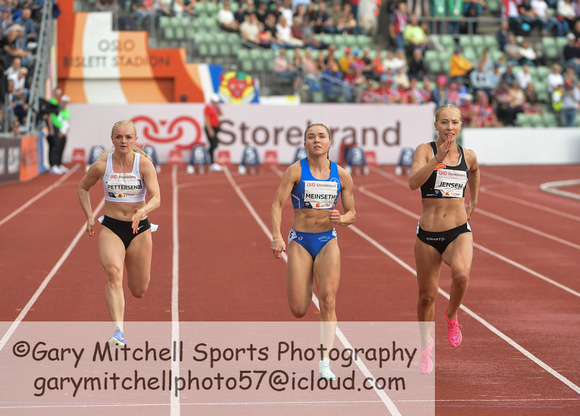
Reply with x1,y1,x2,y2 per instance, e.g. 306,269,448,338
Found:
333,166,356,226
270,162,300,259
78,159,105,236
465,149,480,220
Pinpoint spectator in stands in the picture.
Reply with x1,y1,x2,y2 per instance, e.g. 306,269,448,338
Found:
130,0,156,30
14,7,36,51
504,33,523,65
218,0,240,32
329,1,343,33
494,80,522,125
157,0,175,18
473,90,503,127
393,59,410,88
390,2,408,51
235,0,255,25
279,0,294,26
479,48,493,73
502,62,517,86
563,64,578,90
342,3,364,35
371,47,386,80
46,87,64,173
274,48,302,94
338,47,355,75
557,0,578,34
298,17,329,49
262,13,283,49
175,0,196,18
4,55,21,78
256,1,269,24
0,8,13,35
519,39,538,65
503,0,526,35
449,46,474,86
407,77,425,103
510,81,529,112
360,80,379,103
432,75,449,107
563,33,580,76
344,64,365,101
421,75,434,103
460,93,477,126
391,49,408,75
315,50,327,72
1,24,32,67
382,50,397,72
240,12,261,46
312,0,335,34
321,57,346,101
470,61,495,98
517,0,539,33
516,63,537,102
276,15,304,48
463,0,487,34
96,0,117,12
531,0,562,36
447,82,462,106
8,66,28,101
448,0,463,36
552,78,578,126
302,48,322,95
547,62,564,93
407,48,425,81
496,19,510,51
403,14,427,58
359,48,376,80
376,75,398,103
325,44,338,65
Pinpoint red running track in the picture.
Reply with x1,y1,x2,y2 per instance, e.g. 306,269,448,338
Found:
0,162,579,415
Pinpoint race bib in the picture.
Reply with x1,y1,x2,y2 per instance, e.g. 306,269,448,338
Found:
107,173,143,199
434,169,467,198
303,180,338,209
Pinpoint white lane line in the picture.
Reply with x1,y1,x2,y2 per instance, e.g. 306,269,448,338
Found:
357,186,580,298
540,179,580,201
0,165,80,227
223,166,402,416
171,165,181,415
0,197,105,353
347,225,580,395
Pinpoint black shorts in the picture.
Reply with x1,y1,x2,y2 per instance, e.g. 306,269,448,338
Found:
101,216,151,249
416,222,472,254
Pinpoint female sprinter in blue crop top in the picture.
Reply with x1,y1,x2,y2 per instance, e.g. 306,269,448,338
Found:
408,104,480,374
78,120,161,347
270,123,356,381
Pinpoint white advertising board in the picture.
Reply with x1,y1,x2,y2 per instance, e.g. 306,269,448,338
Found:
65,104,436,165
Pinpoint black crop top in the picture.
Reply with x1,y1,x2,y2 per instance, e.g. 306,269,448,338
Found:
420,142,468,199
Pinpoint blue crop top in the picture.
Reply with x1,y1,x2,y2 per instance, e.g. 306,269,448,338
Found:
291,158,342,209
420,142,468,199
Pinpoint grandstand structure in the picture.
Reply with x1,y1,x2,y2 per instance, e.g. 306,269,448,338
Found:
3,0,577,136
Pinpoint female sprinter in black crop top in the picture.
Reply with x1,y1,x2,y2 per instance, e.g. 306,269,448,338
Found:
408,104,480,374
78,120,161,347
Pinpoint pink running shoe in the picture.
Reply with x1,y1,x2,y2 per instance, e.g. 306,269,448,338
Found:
446,309,463,347
419,336,434,374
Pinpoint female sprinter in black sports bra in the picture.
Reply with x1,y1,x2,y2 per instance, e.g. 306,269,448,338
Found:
408,104,480,374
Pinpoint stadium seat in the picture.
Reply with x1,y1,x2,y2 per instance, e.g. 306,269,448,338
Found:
543,112,559,127
516,112,532,127
458,36,471,49
536,65,551,80
542,37,559,61
439,35,455,49
529,113,543,127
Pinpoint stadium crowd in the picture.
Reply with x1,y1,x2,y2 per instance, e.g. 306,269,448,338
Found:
70,0,580,127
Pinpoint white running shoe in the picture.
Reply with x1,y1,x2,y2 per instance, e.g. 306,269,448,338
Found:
319,364,336,381
238,165,247,175
49,165,63,174
186,165,195,174
210,163,222,171
59,165,69,172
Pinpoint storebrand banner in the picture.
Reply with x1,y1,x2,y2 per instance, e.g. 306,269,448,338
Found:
67,104,436,165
